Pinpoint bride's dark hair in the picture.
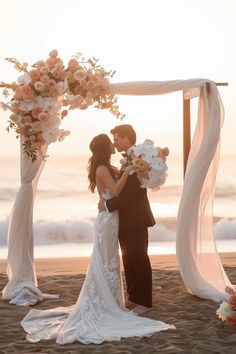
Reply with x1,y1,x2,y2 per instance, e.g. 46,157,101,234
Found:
87,134,116,193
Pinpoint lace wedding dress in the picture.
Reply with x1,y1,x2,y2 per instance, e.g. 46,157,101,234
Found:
21,191,175,344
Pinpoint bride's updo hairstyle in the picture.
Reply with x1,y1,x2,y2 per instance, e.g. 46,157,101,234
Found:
87,134,116,193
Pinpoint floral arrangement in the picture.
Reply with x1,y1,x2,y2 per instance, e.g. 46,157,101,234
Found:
121,139,169,191
0,50,124,161
63,53,124,119
216,286,236,326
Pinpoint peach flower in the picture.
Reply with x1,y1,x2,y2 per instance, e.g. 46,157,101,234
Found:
14,86,23,98
68,58,79,70
229,294,236,308
34,81,45,92
22,84,33,99
34,60,45,69
74,69,86,81
40,75,50,84
38,112,49,122
29,69,41,81
73,84,84,95
132,158,142,168
46,58,54,69
49,49,58,58
10,113,18,122
32,107,42,119
24,115,32,123
59,71,69,80
47,79,56,90
40,66,48,75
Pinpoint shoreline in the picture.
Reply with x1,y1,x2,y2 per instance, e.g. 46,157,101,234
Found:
1,252,236,276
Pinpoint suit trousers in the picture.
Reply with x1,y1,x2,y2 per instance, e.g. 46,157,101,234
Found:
118,228,152,307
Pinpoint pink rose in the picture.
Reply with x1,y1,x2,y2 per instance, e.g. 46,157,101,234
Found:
10,113,18,122
49,49,58,58
73,84,84,95
48,89,57,97
22,84,33,99
225,286,235,296
68,58,79,70
32,107,42,119
40,75,50,84
38,112,49,122
229,294,236,308
40,66,48,75
59,71,69,80
14,86,23,98
24,115,32,123
29,69,41,81
161,147,169,157
47,79,56,90
67,72,76,83
46,58,54,69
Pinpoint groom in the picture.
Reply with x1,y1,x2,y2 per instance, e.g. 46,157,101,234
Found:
98,124,155,314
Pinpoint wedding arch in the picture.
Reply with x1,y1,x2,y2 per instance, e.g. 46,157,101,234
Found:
0,52,234,305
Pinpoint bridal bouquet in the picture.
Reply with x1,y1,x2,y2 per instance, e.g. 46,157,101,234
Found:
216,286,236,326
0,50,124,161
121,139,168,191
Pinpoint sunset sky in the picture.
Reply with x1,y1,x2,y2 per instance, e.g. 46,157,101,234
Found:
0,0,235,158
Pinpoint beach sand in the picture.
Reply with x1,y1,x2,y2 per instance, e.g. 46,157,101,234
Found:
0,253,236,353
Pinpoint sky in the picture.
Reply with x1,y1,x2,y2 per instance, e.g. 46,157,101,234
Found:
0,0,236,158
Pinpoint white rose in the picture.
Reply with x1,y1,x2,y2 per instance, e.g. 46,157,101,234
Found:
42,127,60,144
216,301,234,321
17,73,32,85
18,100,35,112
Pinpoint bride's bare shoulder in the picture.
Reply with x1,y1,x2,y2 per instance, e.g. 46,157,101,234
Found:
96,165,110,177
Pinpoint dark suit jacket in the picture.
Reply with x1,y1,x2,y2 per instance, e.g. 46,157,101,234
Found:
106,173,155,231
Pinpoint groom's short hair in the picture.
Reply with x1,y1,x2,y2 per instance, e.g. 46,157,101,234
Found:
110,124,136,145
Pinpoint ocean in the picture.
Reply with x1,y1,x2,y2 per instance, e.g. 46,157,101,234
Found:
0,154,236,259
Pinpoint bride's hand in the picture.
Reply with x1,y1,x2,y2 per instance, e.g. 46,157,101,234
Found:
124,165,135,175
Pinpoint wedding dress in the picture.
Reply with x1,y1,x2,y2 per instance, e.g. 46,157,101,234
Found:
21,190,175,344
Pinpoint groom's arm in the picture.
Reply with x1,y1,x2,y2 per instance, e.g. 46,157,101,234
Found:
106,174,141,212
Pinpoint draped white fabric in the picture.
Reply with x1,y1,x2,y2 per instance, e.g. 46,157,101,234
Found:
2,139,58,305
111,79,233,302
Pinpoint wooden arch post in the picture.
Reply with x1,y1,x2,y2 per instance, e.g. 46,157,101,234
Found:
183,82,228,176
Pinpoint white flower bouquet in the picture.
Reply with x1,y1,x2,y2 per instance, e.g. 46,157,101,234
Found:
216,286,236,326
121,139,169,191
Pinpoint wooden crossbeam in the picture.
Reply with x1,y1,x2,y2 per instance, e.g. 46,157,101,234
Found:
183,82,228,176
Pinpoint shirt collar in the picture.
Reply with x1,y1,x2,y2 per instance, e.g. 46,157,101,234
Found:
127,144,136,155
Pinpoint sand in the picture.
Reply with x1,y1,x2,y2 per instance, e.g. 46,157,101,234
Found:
0,253,236,353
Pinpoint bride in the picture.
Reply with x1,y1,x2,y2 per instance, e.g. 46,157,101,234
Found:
21,133,175,344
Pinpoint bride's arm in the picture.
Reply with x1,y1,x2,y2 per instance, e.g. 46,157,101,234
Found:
96,166,129,197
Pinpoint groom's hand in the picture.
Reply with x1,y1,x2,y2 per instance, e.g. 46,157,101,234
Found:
98,197,106,212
